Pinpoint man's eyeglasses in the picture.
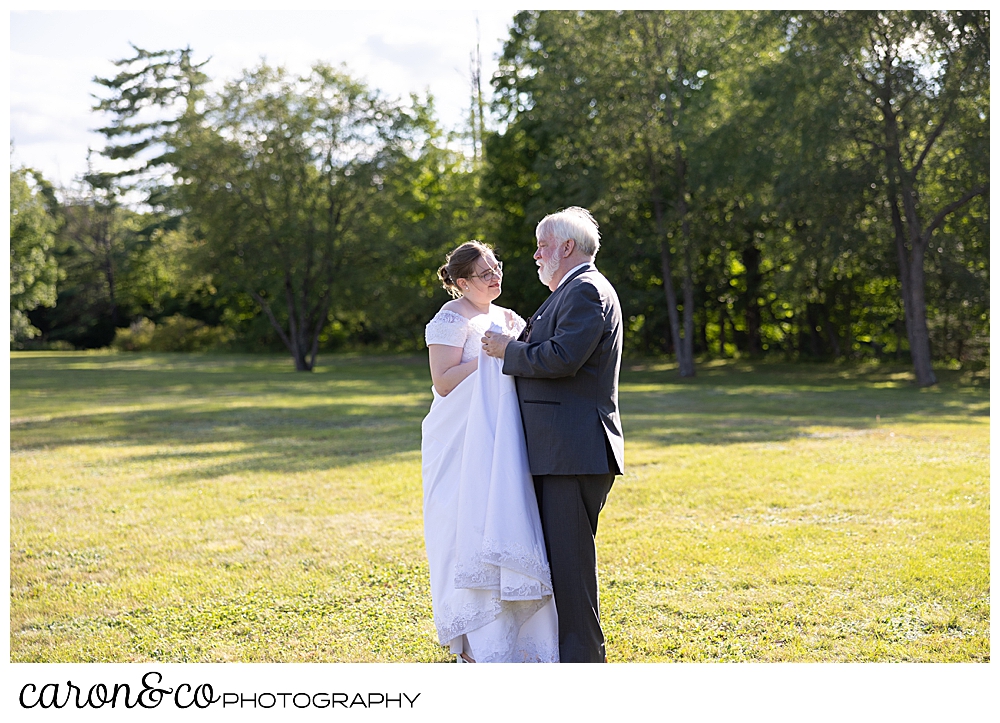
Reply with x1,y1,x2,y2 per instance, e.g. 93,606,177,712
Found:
470,261,503,282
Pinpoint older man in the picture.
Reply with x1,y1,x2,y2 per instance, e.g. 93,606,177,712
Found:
483,207,624,663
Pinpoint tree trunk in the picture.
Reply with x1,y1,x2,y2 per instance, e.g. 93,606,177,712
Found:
643,22,696,379
806,302,822,358
718,303,727,357
663,137,695,376
658,235,685,368
250,289,314,371
882,84,936,385
742,242,762,356
843,289,853,358
96,211,119,328
698,304,709,356
903,243,936,385
896,170,936,385
680,273,695,371
889,186,935,384
103,256,119,328
823,301,841,358
647,146,688,376
941,279,951,360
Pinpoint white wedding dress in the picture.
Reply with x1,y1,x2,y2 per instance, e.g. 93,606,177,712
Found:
421,306,559,663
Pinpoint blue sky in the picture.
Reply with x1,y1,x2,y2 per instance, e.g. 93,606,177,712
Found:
10,2,521,187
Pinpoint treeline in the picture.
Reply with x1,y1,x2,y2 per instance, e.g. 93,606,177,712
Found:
10,11,989,383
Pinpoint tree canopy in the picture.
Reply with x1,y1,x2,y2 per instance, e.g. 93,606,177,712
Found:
16,11,989,381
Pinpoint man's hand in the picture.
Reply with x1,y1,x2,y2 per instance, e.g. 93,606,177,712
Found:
482,330,513,359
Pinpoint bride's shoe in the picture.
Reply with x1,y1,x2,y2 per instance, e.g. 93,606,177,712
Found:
458,652,476,663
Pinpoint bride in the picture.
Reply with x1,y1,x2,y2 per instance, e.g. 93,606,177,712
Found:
421,240,559,663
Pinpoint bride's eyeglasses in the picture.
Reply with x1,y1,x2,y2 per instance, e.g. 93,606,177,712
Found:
470,261,503,282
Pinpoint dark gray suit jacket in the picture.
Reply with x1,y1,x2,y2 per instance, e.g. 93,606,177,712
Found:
502,264,624,476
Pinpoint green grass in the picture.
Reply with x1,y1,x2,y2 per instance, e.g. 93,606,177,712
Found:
9,352,989,662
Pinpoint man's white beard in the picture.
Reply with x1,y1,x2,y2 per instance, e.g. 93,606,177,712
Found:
537,254,560,285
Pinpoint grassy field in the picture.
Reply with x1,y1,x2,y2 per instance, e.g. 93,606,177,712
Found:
9,352,989,662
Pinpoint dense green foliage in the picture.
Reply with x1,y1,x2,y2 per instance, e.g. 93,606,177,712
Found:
167,63,440,370
10,353,989,661
9,168,59,345
17,11,988,381
483,11,989,383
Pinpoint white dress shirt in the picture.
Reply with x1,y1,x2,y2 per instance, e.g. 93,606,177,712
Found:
556,262,592,289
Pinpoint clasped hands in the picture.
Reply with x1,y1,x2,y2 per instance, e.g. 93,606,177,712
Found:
482,330,513,359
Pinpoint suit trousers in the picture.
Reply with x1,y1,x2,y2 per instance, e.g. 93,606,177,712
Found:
533,472,615,663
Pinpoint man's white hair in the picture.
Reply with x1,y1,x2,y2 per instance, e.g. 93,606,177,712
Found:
536,206,601,257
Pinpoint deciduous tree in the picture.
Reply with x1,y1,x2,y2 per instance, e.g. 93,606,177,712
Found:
10,166,59,346
168,63,432,370
784,10,990,384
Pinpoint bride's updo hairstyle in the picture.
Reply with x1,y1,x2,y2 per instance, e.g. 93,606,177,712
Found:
437,240,493,299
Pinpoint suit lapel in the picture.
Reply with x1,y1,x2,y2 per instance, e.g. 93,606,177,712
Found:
523,264,594,341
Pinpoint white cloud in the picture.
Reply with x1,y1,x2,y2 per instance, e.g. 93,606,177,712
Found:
10,5,519,186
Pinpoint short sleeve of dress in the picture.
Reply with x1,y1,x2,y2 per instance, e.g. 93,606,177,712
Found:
425,309,469,348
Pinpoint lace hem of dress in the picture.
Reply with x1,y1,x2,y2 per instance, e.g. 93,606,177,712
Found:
435,598,501,644
476,636,559,664
434,597,558,663
454,537,554,599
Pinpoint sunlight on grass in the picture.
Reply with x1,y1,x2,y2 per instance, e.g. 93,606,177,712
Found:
10,353,989,662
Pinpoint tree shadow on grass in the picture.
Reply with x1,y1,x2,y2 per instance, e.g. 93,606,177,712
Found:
619,361,989,447
10,403,427,481
10,354,435,480
10,355,989,478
